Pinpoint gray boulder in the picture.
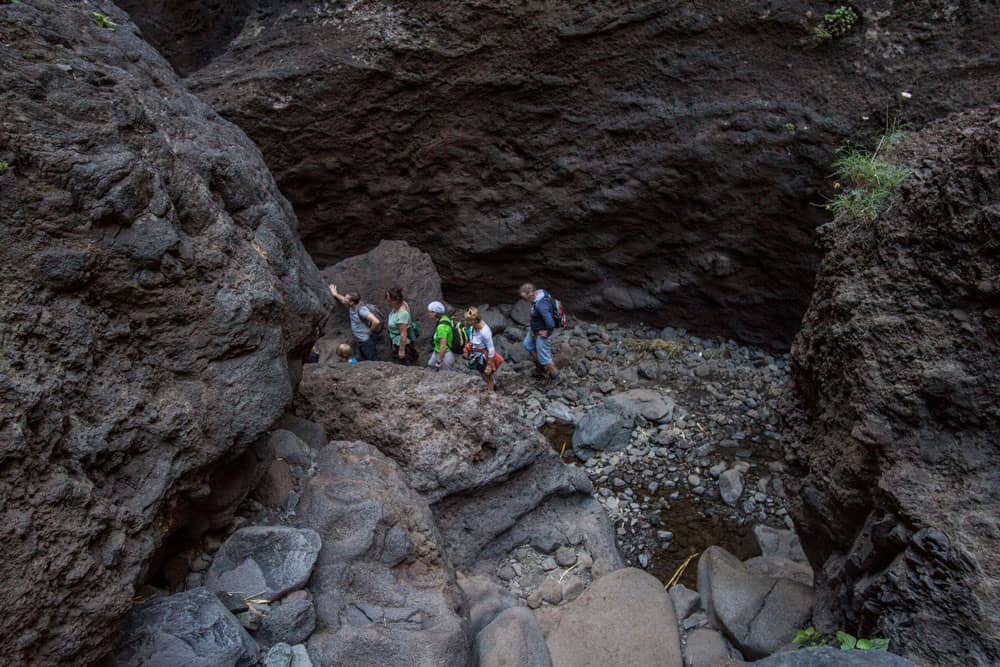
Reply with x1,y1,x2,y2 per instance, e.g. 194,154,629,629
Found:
684,627,732,667
298,363,542,501
457,574,516,637
605,389,676,422
572,407,633,459
668,583,701,621
476,606,552,667
274,416,328,451
752,525,808,564
268,430,314,467
719,469,744,507
257,598,317,647
536,568,682,667
206,527,321,602
744,646,917,666
265,643,293,667
744,556,814,588
299,363,623,580
697,547,813,660
109,588,258,667
297,441,470,667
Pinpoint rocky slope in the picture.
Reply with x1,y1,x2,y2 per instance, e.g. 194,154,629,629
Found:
0,2,329,663
784,106,1000,665
124,0,1000,346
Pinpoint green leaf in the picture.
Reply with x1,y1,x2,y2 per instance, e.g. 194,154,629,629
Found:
870,638,890,651
857,639,872,650
836,631,857,650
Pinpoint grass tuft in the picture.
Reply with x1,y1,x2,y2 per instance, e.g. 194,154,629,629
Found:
828,139,911,221
624,338,686,359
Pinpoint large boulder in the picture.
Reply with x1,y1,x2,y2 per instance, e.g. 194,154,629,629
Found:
296,441,471,667
205,526,321,602
0,2,329,663
697,546,814,660
109,587,259,667
745,647,917,666
784,106,1000,665
571,407,633,460
297,362,541,501
297,362,622,578
475,606,552,667
136,0,1000,347
536,568,683,667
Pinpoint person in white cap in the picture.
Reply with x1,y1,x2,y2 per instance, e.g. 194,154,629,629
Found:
426,301,457,371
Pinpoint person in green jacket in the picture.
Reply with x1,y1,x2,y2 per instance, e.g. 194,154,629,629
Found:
426,301,456,370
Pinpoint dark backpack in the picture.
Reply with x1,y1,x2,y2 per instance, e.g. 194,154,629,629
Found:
442,315,469,354
544,292,568,329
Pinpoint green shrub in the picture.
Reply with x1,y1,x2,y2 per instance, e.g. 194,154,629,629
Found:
836,631,890,651
92,12,117,30
813,5,860,42
828,141,911,221
795,627,890,652
0,160,8,173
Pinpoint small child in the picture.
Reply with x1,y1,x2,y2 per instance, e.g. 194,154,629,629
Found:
337,343,358,364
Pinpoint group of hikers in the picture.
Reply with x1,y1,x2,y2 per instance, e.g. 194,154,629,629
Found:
327,282,562,392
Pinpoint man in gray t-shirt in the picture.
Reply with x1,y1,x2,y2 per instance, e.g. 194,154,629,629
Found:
329,284,381,360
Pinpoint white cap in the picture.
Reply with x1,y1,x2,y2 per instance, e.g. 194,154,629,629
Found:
428,301,446,314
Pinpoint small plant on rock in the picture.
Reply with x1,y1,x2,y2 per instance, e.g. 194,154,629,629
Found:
793,627,829,648
836,631,890,651
92,12,117,30
813,5,860,43
0,160,8,173
827,136,911,222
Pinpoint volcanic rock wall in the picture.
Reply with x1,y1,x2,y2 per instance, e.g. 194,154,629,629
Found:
0,1,330,663
785,107,1000,665
123,0,1000,346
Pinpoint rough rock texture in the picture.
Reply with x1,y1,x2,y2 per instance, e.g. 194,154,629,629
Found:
205,526,322,601
697,546,814,660
0,2,328,663
784,107,1000,665
298,362,543,501
297,362,622,577
475,606,553,667
745,647,917,667
127,0,1000,346
536,568,683,667
109,587,259,667
296,440,471,667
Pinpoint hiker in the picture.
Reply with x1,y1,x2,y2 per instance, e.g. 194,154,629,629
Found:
463,307,503,392
519,282,559,383
328,284,381,361
386,286,419,365
426,301,457,371
336,343,357,364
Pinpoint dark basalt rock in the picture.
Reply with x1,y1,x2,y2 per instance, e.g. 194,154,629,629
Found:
0,1,329,663
130,0,998,347
784,106,1000,665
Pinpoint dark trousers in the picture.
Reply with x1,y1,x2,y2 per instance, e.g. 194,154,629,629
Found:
357,337,378,361
392,342,419,366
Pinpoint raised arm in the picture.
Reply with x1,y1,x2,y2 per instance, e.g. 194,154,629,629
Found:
328,284,351,306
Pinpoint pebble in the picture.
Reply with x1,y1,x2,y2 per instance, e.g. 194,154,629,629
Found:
541,578,563,605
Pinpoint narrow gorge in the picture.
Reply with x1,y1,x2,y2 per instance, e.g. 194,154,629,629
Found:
0,1,997,667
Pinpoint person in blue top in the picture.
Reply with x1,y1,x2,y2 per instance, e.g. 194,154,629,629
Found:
519,282,559,384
